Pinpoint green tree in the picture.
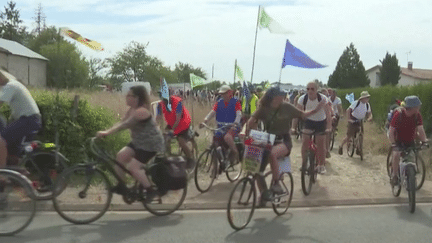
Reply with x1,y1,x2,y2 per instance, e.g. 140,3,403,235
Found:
174,62,207,84
87,57,108,88
379,52,401,86
107,41,175,87
328,43,370,89
27,26,62,53
39,41,89,88
0,1,28,44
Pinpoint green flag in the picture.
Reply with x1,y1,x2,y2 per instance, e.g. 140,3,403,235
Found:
235,65,244,82
190,73,210,89
258,6,293,34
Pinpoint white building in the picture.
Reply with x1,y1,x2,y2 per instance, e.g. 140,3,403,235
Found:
0,38,48,86
367,62,432,87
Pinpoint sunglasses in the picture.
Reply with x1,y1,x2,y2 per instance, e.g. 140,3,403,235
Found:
306,88,315,91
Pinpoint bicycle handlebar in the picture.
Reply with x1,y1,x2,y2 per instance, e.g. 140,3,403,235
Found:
200,123,238,132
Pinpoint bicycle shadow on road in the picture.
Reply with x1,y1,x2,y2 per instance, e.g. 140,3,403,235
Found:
394,205,432,229
18,213,184,243
224,214,325,243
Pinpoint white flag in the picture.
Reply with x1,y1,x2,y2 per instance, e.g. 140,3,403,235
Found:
258,6,293,34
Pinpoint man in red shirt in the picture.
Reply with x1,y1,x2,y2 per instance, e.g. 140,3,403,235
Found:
388,96,428,185
157,94,195,168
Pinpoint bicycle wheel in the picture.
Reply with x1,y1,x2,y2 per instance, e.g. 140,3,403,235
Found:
330,129,336,151
194,149,216,193
143,182,188,216
0,170,36,236
301,150,315,196
227,176,256,231
53,165,112,224
272,172,294,216
347,136,355,157
406,165,416,213
415,153,426,190
226,145,243,182
386,147,393,178
358,133,363,161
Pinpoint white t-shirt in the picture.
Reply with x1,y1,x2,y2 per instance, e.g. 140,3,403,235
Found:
331,96,342,115
298,94,328,121
349,100,371,120
0,79,40,120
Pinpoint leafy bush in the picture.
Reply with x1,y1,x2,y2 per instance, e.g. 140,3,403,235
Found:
335,82,432,136
1,90,129,165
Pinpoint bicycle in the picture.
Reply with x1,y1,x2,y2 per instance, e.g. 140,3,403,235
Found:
194,123,243,193
301,130,327,196
347,120,364,161
163,127,199,178
227,136,293,230
390,143,429,213
0,169,37,236
387,142,427,191
328,115,339,151
52,137,187,224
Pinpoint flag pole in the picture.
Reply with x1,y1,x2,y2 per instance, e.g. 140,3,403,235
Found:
250,5,261,83
234,59,237,87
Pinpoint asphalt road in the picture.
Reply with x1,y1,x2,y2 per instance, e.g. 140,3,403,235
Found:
6,203,432,243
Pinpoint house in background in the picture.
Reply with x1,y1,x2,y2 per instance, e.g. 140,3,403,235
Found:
367,62,432,87
0,38,48,87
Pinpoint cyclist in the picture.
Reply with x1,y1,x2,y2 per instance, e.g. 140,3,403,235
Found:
200,85,242,169
156,93,195,169
388,96,428,186
293,82,332,174
0,69,42,169
96,86,164,199
319,89,335,159
338,91,373,155
241,86,259,125
245,87,323,194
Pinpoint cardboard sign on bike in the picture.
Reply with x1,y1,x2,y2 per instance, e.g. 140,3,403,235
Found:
242,130,275,173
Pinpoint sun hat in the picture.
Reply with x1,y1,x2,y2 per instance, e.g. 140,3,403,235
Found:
404,95,422,108
218,85,232,94
359,91,371,99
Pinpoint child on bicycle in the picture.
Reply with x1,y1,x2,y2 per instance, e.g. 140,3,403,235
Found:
245,87,323,195
96,86,164,200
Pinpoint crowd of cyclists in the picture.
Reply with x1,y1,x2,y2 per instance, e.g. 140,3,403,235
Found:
0,66,429,221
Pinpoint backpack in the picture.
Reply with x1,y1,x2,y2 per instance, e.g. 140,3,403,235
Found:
385,106,401,131
149,156,187,195
350,100,370,119
302,93,322,111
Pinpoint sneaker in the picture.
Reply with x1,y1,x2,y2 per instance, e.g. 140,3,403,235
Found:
320,165,327,174
270,183,284,195
326,151,331,158
338,146,343,155
356,149,361,155
111,183,128,195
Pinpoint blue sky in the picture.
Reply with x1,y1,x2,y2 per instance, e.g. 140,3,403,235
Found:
11,0,432,86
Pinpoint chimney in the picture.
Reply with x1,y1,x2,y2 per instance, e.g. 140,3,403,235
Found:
408,62,413,70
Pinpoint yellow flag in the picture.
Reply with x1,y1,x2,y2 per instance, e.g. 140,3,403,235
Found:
60,27,104,51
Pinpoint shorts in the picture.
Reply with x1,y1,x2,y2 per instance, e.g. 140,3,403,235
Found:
214,125,241,145
259,133,292,172
127,143,157,164
392,141,415,151
166,125,193,141
304,119,326,134
0,114,42,156
347,121,362,137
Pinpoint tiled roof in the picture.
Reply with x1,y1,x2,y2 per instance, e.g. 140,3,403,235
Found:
366,65,432,80
0,38,48,61
401,67,432,80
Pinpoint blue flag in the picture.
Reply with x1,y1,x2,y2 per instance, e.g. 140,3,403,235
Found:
345,92,355,104
243,81,251,111
160,78,171,111
282,39,326,69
